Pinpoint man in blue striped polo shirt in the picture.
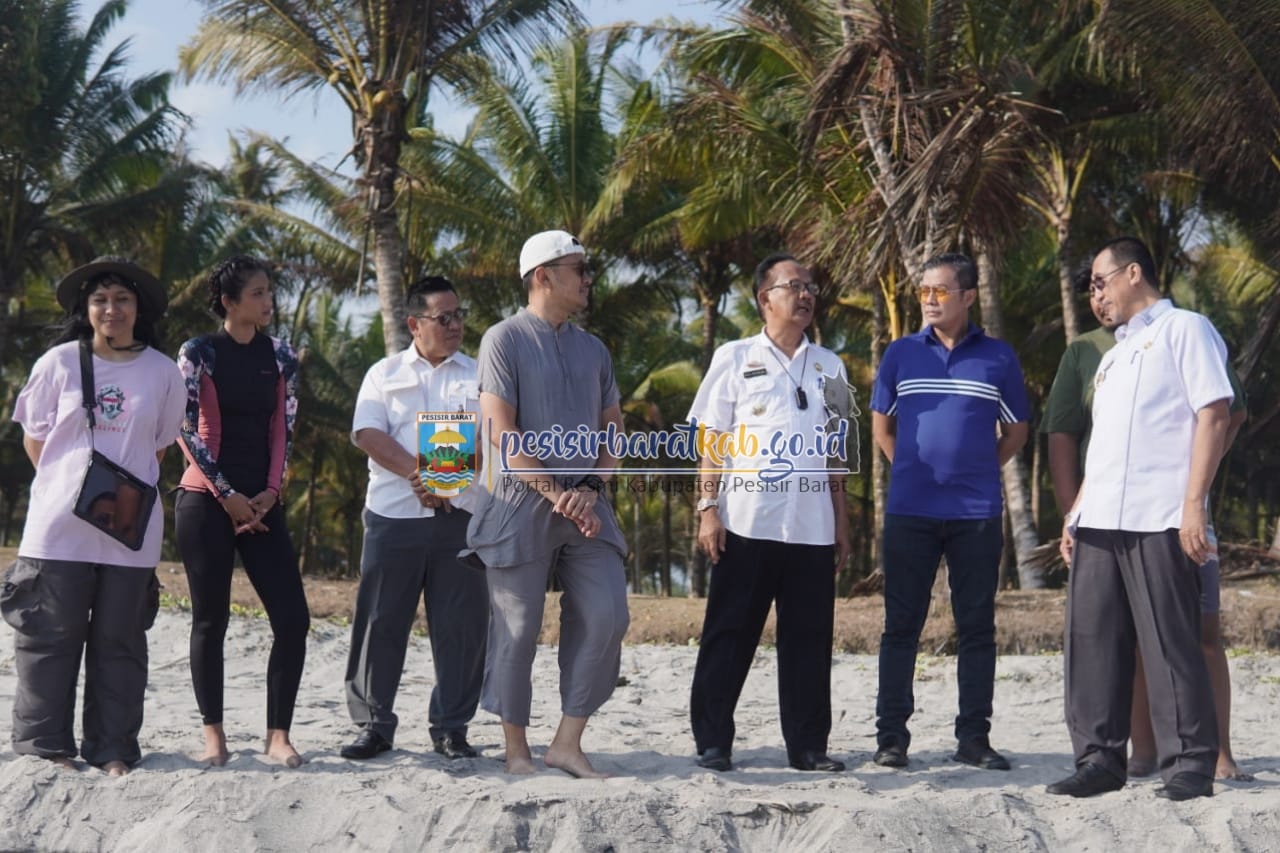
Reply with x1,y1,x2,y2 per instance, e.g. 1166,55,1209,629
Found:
869,253,1029,771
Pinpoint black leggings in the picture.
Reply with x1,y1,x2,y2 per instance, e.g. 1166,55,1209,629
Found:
174,489,309,730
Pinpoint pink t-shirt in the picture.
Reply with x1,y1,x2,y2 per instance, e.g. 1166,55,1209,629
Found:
12,342,186,567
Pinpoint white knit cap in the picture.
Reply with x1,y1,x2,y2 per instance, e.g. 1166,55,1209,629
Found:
519,230,585,277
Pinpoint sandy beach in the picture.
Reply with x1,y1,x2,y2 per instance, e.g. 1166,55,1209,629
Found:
2,607,1278,852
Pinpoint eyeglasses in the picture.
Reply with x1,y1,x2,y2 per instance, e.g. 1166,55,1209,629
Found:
766,279,820,296
1088,265,1130,293
544,260,593,278
412,308,468,327
916,285,965,302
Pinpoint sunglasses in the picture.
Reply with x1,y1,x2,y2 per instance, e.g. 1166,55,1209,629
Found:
545,260,594,278
916,286,966,302
412,308,468,327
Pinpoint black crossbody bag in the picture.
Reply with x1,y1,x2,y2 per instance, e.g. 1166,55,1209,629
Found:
71,339,157,551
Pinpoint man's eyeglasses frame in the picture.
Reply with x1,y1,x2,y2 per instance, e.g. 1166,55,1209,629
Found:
412,309,468,327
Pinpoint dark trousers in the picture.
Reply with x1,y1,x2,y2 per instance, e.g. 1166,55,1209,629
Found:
689,532,835,759
1065,527,1218,782
175,489,310,730
2,558,157,766
876,514,1002,748
345,508,487,742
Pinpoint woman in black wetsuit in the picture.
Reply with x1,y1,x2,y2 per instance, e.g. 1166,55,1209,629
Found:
174,256,309,767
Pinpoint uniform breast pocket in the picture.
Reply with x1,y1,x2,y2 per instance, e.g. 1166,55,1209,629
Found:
735,383,784,429
447,379,480,413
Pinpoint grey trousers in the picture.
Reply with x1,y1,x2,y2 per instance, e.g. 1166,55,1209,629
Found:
1,558,158,766
344,508,487,742
1065,527,1218,782
482,537,629,727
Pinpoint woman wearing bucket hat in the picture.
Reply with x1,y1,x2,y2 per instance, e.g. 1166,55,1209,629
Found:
174,255,309,768
3,256,185,775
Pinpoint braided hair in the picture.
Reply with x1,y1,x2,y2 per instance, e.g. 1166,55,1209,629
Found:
208,255,271,318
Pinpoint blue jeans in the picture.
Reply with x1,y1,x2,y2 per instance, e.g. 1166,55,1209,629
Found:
876,514,1002,748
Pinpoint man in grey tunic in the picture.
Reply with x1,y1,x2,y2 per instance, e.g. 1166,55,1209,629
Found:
465,230,630,777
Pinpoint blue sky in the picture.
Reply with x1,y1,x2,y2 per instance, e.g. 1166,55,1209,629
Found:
107,0,726,170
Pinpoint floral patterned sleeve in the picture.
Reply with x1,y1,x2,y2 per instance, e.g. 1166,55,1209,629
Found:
176,336,234,498
267,336,300,494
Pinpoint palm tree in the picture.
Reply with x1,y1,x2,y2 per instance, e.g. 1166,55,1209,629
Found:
0,0,185,360
1088,0,1280,389
180,0,580,357
807,0,1070,587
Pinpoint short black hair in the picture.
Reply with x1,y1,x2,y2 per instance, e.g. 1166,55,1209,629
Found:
1097,236,1158,286
753,253,802,319
208,255,271,318
406,275,457,314
921,253,977,290
754,253,798,297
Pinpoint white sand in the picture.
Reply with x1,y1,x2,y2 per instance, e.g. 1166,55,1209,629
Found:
2,610,1279,852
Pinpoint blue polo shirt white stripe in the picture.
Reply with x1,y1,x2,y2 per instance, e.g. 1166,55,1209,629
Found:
871,324,1029,520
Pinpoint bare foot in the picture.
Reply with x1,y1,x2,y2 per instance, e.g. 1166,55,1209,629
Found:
103,760,130,777
1128,756,1156,778
46,756,77,771
1215,761,1254,781
198,724,229,766
544,745,608,779
505,754,539,775
264,730,304,769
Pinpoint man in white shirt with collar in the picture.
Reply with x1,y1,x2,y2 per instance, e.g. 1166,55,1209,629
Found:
686,252,852,774
1050,237,1232,801
340,276,487,762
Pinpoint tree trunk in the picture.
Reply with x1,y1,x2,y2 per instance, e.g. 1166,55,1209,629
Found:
699,291,719,373
661,481,672,596
1030,420,1043,534
870,284,888,573
1057,234,1081,344
690,546,708,599
372,203,409,355
1002,455,1044,587
1269,515,1280,560
364,109,410,356
300,444,322,576
631,484,642,593
1,495,12,546
976,248,1045,588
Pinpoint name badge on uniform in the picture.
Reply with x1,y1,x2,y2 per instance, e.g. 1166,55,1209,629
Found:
743,365,767,379
417,412,478,496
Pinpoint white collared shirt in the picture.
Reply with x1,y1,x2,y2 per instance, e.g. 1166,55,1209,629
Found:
687,330,849,546
1077,299,1233,532
352,346,481,518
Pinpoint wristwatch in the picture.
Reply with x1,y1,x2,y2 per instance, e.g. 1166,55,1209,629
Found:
575,474,606,493
695,497,719,513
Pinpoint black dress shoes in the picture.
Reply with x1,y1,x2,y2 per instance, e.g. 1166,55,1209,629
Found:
873,741,909,768
340,729,392,760
953,736,1011,771
1155,772,1214,801
1046,763,1125,797
696,747,732,772
433,732,478,760
790,751,846,772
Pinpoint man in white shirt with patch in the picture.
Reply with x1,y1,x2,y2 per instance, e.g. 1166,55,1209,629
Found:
1051,237,1232,801
340,276,487,762
686,253,852,774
